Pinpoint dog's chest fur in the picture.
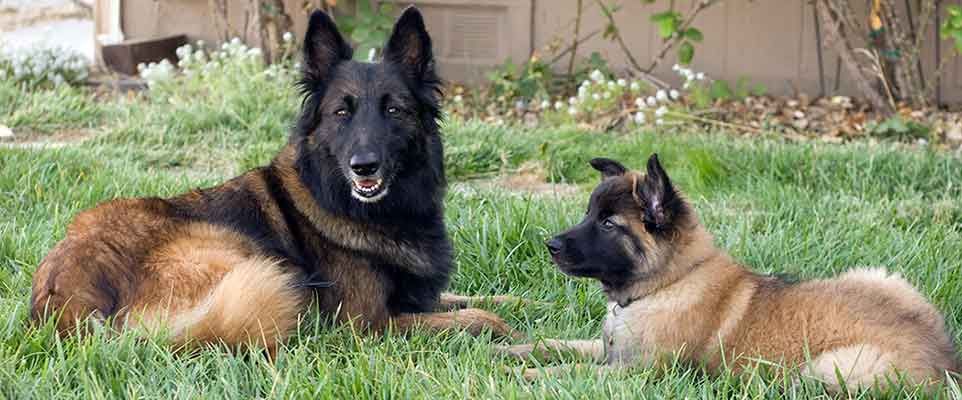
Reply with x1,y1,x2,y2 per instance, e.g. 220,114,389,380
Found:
602,301,641,365
601,271,724,366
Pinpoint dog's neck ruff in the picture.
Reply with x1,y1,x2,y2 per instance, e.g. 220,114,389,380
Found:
270,149,441,276
604,250,720,308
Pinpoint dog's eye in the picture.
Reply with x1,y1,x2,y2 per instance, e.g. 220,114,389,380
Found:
386,107,399,115
601,217,615,230
335,109,350,117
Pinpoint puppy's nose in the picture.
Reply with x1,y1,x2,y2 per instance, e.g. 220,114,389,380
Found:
350,152,380,176
545,238,564,255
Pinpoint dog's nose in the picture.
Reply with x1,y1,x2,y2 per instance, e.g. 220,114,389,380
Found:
545,238,563,255
349,152,380,176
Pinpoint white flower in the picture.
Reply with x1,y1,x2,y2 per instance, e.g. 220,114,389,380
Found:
634,97,646,108
646,96,657,107
592,93,601,101
656,90,669,102
607,81,617,90
283,32,294,43
568,106,579,116
540,100,551,109
515,100,526,111
590,69,605,82
231,37,241,46
617,79,627,87
672,64,681,72
568,97,578,105
581,80,591,88
669,90,680,100
196,40,205,48
633,112,646,124
695,72,706,81
629,81,641,91
656,118,665,125
453,95,463,103
367,48,376,62
655,106,668,117
603,91,612,99
554,101,565,110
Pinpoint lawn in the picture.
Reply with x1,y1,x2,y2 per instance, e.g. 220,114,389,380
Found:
1,76,961,398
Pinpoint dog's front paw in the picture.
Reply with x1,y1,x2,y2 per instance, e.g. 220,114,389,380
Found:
494,343,536,359
454,308,522,340
502,366,545,380
521,367,544,380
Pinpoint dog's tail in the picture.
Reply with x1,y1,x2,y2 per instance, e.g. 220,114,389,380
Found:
163,257,306,354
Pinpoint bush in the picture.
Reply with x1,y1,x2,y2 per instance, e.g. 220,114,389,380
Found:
0,45,89,88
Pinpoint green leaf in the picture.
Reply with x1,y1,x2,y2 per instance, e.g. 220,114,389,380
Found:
658,19,677,39
752,84,768,97
684,28,704,42
678,41,694,65
948,5,962,17
710,80,732,100
650,11,674,23
604,23,618,40
358,0,373,14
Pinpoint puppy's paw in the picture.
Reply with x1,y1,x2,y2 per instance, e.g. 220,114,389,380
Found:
494,343,536,359
501,366,546,380
521,367,544,380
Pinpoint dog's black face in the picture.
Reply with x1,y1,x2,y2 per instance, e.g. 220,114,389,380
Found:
294,8,444,221
546,155,689,289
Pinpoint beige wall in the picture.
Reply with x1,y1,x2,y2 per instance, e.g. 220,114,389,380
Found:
94,0,962,103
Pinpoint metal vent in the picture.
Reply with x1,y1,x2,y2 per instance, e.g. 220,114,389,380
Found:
446,9,501,61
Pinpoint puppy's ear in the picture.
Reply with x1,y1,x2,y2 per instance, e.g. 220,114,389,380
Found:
382,6,435,83
302,10,352,82
635,154,682,230
589,158,627,180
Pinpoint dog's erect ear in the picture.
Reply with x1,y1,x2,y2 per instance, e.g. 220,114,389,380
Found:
589,158,627,180
635,154,680,230
303,10,352,81
383,6,435,82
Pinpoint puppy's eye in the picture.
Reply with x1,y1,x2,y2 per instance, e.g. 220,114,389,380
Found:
386,107,400,115
335,109,350,117
601,217,615,230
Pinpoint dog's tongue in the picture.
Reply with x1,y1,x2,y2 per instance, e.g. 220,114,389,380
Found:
357,179,378,189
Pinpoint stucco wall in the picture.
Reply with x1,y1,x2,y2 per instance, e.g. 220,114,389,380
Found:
94,0,962,103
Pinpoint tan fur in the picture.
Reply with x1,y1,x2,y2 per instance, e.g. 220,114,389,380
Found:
503,165,961,393
138,257,305,354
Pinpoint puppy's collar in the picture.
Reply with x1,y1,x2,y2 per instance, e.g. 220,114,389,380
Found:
602,282,643,308
615,295,641,309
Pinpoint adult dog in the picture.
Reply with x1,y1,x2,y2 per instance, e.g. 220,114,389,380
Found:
500,154,960,392
31,7,517,354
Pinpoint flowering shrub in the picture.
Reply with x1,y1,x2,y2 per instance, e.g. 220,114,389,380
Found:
136,35,298,104
540,66,701,129
0,45,89,88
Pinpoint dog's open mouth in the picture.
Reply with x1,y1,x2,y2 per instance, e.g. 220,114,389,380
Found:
351,177,390,202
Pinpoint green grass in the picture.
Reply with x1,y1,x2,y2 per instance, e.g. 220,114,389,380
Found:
2,77,962,398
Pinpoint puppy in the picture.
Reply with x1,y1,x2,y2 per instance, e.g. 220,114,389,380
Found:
500,154,961,392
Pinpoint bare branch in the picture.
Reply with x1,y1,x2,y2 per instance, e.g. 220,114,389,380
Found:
816,1,892,113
